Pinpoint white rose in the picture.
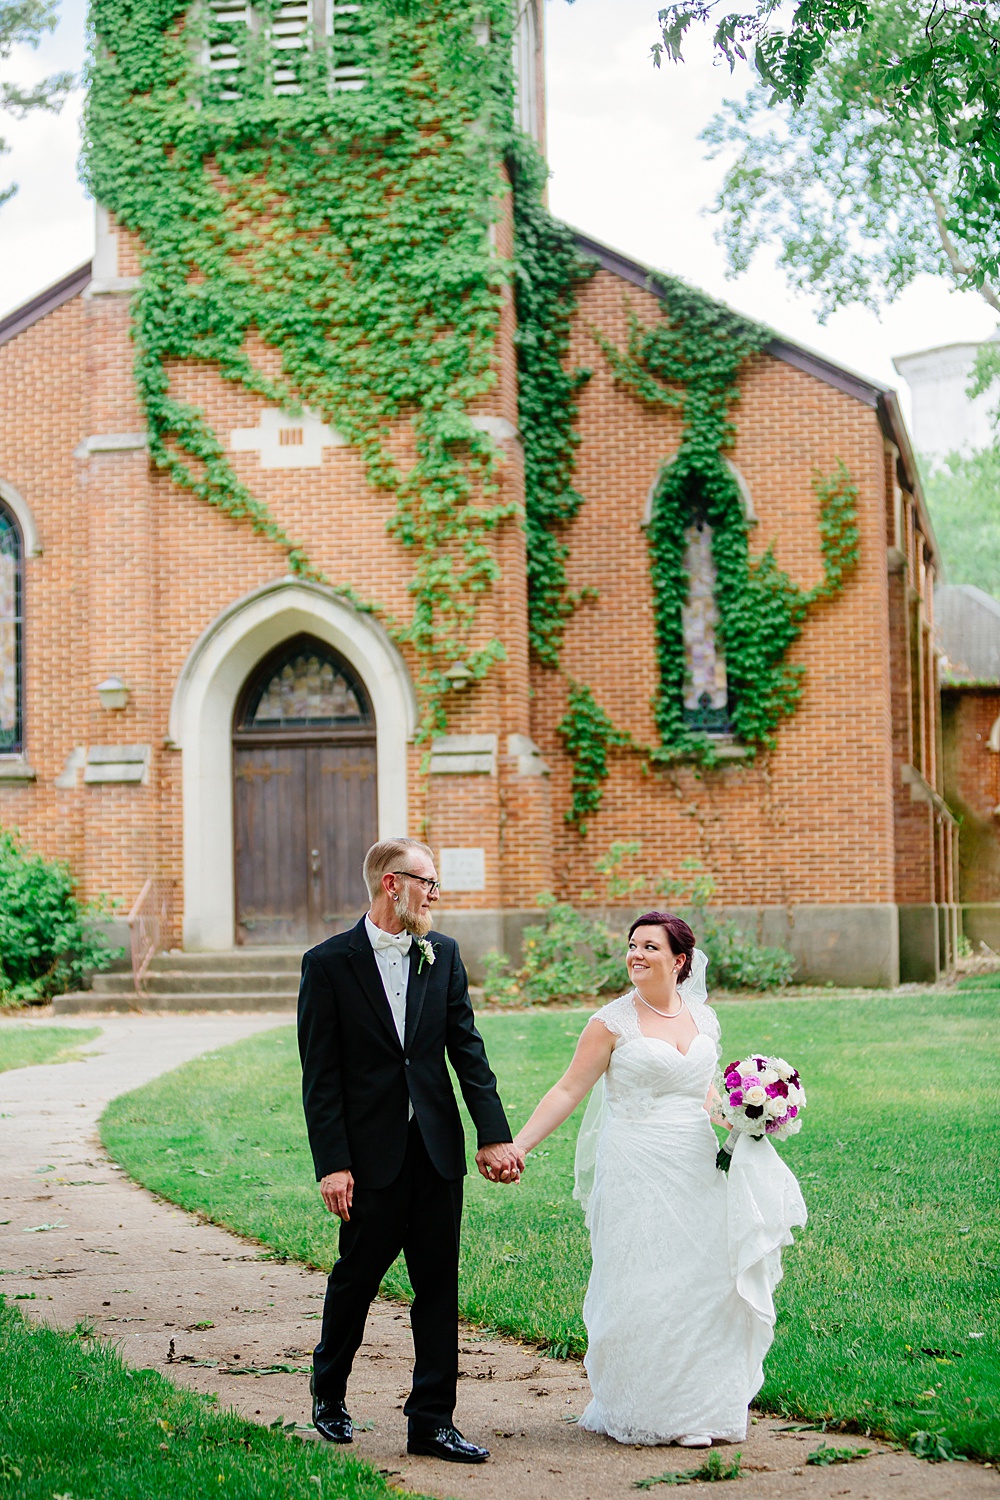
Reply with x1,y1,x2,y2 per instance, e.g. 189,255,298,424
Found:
759,1068,779,1086
737,1060,758,1079
743,1085,767,1106
787,1085,805,1107
773,1058,793,1080
765,1096,786,1118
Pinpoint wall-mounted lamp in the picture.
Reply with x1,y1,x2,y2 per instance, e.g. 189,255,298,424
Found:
444,660,474,692
96,675,130,711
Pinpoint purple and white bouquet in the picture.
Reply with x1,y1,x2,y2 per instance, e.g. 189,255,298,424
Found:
716,1054,806,1170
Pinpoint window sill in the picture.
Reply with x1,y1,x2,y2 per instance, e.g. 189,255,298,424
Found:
0,758,37,782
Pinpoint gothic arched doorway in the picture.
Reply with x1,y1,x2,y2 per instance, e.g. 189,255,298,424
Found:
232,633,377,944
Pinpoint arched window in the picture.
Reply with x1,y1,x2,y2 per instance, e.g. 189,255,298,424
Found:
513,0,539,139
681,509,731,735
236,634,373,732
0,503,23,754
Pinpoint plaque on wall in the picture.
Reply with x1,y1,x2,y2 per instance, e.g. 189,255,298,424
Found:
439,847,486,892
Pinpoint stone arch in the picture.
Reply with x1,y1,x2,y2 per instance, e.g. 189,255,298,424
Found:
169,577,418,949
0,479,42,557
640,457,757,529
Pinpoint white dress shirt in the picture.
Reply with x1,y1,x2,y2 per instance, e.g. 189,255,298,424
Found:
365,913,414,1118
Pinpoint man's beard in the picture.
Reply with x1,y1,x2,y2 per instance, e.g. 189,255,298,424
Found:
393,891,433,939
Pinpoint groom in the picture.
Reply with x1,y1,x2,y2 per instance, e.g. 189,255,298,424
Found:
297,837,524,1464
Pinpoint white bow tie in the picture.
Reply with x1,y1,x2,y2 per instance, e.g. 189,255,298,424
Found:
374,929,412,955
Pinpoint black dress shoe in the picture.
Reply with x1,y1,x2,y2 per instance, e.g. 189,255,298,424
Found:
407,1424,489,1463
312,1395,353,1444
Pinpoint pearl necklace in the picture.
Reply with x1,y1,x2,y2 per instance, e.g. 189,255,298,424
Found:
634,988,684,1020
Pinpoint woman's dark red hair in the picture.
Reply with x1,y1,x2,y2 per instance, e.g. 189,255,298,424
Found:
628,912,696,983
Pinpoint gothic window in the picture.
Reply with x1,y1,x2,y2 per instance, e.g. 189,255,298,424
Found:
681,514,731,734
237,635,373,730
204,0,366,98
513,0,539,139
0,503,23,755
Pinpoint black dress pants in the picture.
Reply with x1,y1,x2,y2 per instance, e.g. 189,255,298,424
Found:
313,1119,464,1427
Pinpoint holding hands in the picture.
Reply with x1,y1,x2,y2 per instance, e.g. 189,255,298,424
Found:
475,1141,525,1184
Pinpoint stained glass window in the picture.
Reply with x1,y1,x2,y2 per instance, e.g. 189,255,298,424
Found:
240,637,372,729
681,517,731,735
0,504,22,754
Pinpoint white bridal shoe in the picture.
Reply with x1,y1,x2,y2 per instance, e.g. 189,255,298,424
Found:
677,1435,713,1448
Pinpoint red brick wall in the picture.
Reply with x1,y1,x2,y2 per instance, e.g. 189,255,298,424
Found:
530,269,897,908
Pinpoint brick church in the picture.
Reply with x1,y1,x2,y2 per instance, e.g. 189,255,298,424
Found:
0,0,957,986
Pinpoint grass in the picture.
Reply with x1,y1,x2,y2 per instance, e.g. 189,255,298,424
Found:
100,987,1000,1459
0,1300,423,1500
0,1024,100,1073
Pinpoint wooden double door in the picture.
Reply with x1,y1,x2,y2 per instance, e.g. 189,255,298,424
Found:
234,740,376,945
233,637,377,946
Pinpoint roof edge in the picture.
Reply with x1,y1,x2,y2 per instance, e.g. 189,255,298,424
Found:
0,262,93,349
570,226,940,568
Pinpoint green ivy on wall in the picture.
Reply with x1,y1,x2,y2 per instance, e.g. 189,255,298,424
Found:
508,137,595,666
600,286,860,768
557,680,633,835
82,0,523,738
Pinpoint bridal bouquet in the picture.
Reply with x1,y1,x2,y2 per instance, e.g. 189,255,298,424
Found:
716,1055,806,1170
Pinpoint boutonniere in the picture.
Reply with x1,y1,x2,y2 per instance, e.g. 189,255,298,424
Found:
415,936,435,974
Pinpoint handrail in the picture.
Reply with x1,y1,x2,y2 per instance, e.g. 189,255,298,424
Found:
125,878,171,995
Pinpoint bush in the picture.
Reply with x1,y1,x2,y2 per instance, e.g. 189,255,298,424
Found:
481,894,627,1006
480,842,795,1004
698,916,796,991
0,829,122,1006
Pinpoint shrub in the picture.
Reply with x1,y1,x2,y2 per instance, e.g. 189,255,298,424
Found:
480,843,795,1004
0,829,122,1006
481,894,626,1006
698,916,796,991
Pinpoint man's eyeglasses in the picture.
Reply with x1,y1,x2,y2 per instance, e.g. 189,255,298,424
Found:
392,870,441,897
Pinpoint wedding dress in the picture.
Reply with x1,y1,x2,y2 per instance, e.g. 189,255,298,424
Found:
574,968,807,1445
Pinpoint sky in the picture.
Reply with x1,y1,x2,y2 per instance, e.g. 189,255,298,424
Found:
1,0,997,421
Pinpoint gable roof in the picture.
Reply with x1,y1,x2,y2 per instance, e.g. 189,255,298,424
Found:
0,263,92,349
572,228,940,569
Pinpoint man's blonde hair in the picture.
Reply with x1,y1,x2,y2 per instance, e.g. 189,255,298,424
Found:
363,837,435,900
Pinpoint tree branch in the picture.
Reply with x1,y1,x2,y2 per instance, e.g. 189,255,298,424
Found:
912,161,1000,313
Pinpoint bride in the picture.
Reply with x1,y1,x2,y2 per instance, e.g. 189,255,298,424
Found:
512,911,806,1448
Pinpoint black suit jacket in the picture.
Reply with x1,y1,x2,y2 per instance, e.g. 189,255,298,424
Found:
297,917,511,1189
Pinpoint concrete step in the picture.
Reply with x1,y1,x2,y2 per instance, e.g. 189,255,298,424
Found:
52,990,298,1016
91,969,299,996
146,948,304,974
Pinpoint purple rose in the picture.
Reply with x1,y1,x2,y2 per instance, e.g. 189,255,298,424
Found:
724,1070,741,1089
745,1104,764,1120
755,1056,769,1071
741,1075,760,1091
785,1104,798,1119
765,1080,788,1098
728,1089,744,1107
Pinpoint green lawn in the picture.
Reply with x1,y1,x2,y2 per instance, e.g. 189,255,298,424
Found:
0,1024,100,1073
0,1301,420,1500
101,989,1000,1459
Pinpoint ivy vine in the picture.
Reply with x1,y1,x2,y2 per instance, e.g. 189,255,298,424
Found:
600,284,860,767
82,0,523,738
508,137,595,666
557,681,633,835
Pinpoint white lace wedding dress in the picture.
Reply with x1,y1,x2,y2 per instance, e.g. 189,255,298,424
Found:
575,986,807,1445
